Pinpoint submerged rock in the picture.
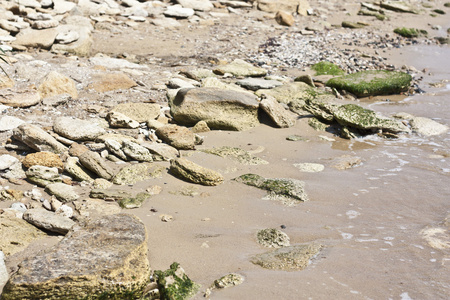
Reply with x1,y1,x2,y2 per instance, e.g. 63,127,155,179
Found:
251,243,323,271
170,158,224,186
155,262,200,300
2,214,150,300
326,70,412,97
257,228,291,248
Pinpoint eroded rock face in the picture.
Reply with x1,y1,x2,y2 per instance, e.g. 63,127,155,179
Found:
2,214,151,300
170,88,260,131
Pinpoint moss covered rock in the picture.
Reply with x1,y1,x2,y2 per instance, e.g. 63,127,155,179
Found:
394,27,428,38
118,192,150,209
326,70,412,97
311,61,345,76
155,262,200,300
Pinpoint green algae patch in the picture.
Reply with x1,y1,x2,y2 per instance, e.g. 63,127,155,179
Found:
326,70,412,97
394,27,428,38
118,192,150,209
311,61,345,76
308,117,330,131
200,146,268,165
155,262,200,300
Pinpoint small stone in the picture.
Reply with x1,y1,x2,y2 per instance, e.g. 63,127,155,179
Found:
155,263,199,300
38,71,78,99
160,214,173,222
275,11,295,26
155,124,197,150
214,59,267,77
0,116,26,131
0,89,41,108
55,204,73,218
45,182,79,203
26,165,61,187
410,117,448,136
107,111,140,129
214,273,244,289
191,120,210,133
164,5,195,18
257,228,290,248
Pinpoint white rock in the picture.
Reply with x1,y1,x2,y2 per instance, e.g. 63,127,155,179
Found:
294,163,325,173
164,5,195,18
410,117,448,136
0,250,8,287
10,202,27,213
0,116,26,131
0,154,19,171
56,204,73,218
55,30,79,44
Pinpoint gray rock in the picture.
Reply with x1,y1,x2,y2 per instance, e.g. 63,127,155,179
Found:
107,111,140,128
0,116,26,131
169,158,224,186
26,165,61,187
200,146,268,165
13,123,67,154
251,243,323,270
410,117,448,136
257,228,290,248
0,89,41,108
214,59,267,77
170,88,260,131
64,156,95,183
55,204,73,218
260,94,296,128
46,182,79,203
12,28,57,49
73,198,121,218
110,102,160,123
112,163,163,185
122,140,153,162
2,214,150,299
23,208,75,234
89,56,149,70
0,250,8,288
141,142,179,161
177,0,214,11
79,151,115,180
236,78,283,91
164,5,195,18
0,155,19,171
53,117,106,141
155,124,197,150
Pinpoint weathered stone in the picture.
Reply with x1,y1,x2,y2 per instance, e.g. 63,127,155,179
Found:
213,273,244,289
2,214,150,299
52,24,92,57
0,250,7,287
260,94,296,128
170,88,260,131
214,59,267,77
0,189,24,202
0,89,41,108
122,140,153,162
410,117,448,136
12,28,57,49
26,165,61,187
191,120,210,133
330,155,362,170
380,1,419,14
155,262,200,300
168,77,198,89
73,198,121,218
89,56,148,70
79,151,115,180
257,0,304,13
0,155,19,171
107,111,140,128
22,151,63,171
45,182,79,203
275,10,295,26
170,158,224,186
326,70,412,97
68,142,90,158
235,174,308,206
141,142,180,161
0,116,25,131
201,77,249,93
257,228,290,248
236,78,283,91
88,73,137,92
31,19,59,29
90,189,132,201
38,71,78,100
55,204,73,218
155,124,197,150
53,117,105,141
342,21,367,29
201,146,268,165
164,5,195,18
23,208,75,234
0,75,14,89
0,215,46,256
111,103,160,123
255,82,321,109
118,192,150,209
112,163,163,185
177,0,214,11
13,124,67,154
251,243,323,270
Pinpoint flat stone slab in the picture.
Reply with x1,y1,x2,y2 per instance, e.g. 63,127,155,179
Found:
236,78,282,91
2,214,150,300
23,208,75,234
170,158,224,186
214,59,267,77
53,116,106,141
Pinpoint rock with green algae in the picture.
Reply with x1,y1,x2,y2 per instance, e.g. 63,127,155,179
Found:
112,163,164,185
326,70,412,97
118,192,150,209
155,262,200,300
200,146,268,165
234,174,309,206
394,27,428,38
311,61,345,76
251,243,323,271
257,228,290,248
308,117,330,131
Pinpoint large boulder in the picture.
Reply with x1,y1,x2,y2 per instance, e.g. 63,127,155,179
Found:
170,88,260,131
2,214,151,299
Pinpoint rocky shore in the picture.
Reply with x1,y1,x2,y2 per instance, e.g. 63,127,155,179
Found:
0,0,449,299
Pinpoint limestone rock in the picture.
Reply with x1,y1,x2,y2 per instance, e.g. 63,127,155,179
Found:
26,165,61,187
275,11,295,26
0,116,25,131
89,56,149,70
79,151,115,180
0,155,19,171
141,142,180,161
251,243,323,270
260,94,296,128
107,111,140,128
118,192,150,209
0,89,41,108
236,78,283,91
177,0,214,11
13,123,65,154
112,163,163,185
201,77,250,93
170,88,260,131
73,198,121,218
164,5,195,18
213,273,244,289
45,182,79,203
213,59,267,77
0,250,7,288
38,71,78,100
257,228,291,248
410,117,448,136
68,142,90,158
22,151,64,171
155,124,197,150
257,0,304,13
122,140,153,162
12,28,57,49
293,163,324,172
2,214,150,299
52,24,93,57
0,215,46,256
88,73,137,92
105,139,128,160
23,208,75,234
155,262,199,300
111,103,160,123
201,146,268,165
90,189,132,201
380,1,419,14
53,117,106,141
191,120,210,133
170,158,224,186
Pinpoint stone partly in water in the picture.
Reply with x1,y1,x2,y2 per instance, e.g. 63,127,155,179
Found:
2,214,151,300
200,146,268,165
251,243,323,271
170,88,260,131
155,262,200,300
257,228,291,248
326,70,412,97
235,174,309,206
169,158,224,186
409,116,448,136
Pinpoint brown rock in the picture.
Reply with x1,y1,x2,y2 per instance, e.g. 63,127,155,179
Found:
79,150,115,180
259,94,296,128
0,75,14,89
156,124,197,150
110,102,161,123
22,152,64,171
0,88,41,108
275,11,295,26
38,71,78,100
13,124,67,154
68,142,90,157
88,73,137,93
169,158,224,186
